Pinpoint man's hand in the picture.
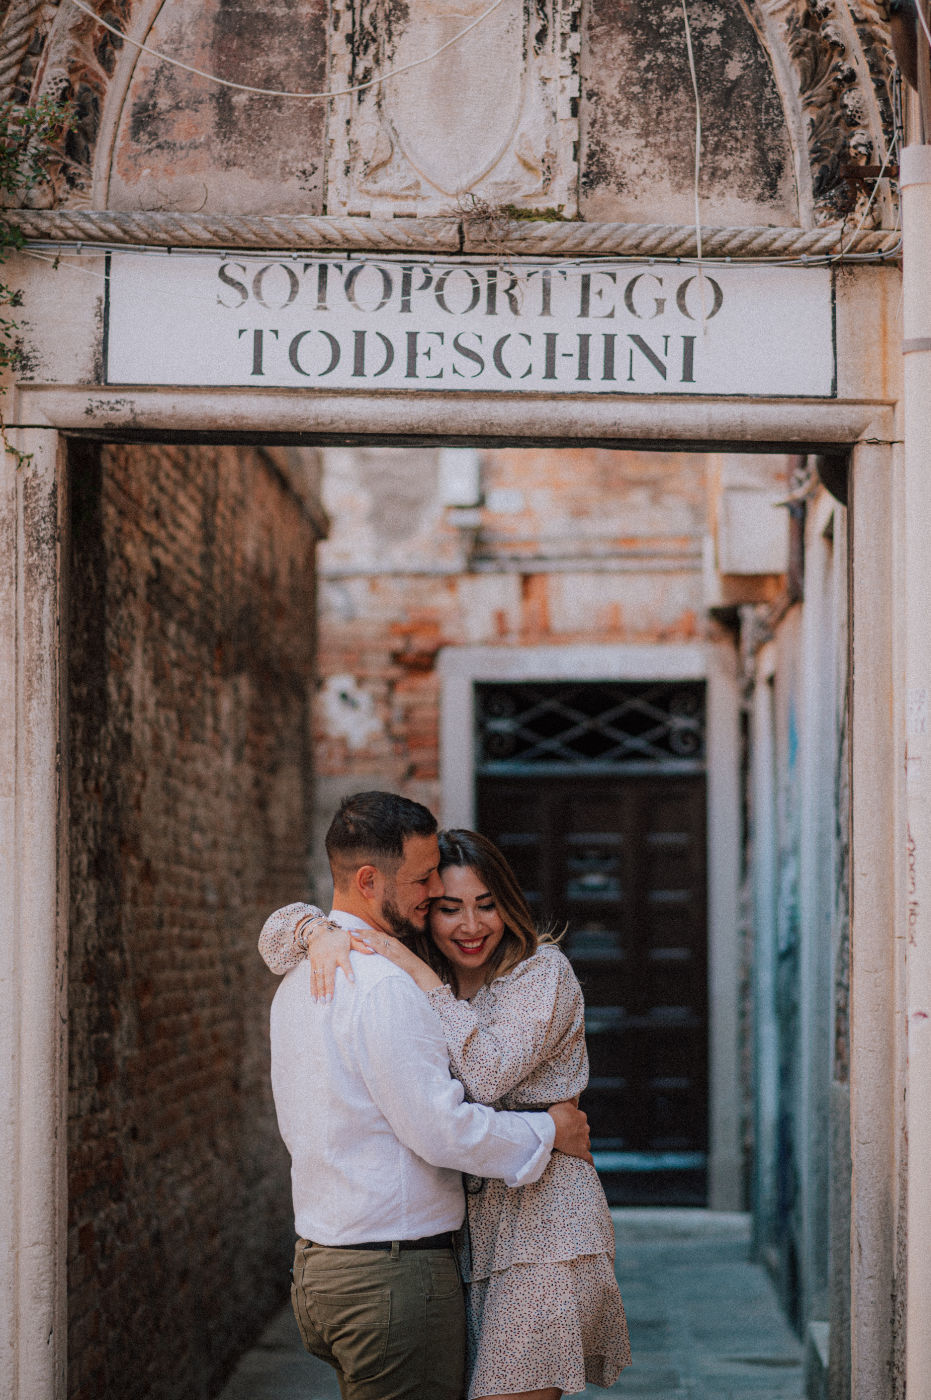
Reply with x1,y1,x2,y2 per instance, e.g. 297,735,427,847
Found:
548,1100,593,1164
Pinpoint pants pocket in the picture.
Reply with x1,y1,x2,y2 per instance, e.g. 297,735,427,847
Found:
427,1251,462,1300
291,1280,332,1362
310,1288,393,1382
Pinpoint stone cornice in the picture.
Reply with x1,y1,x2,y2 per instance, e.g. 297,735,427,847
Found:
5,209,902,260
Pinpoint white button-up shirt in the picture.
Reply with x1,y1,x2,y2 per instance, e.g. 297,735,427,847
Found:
270,910,556,1244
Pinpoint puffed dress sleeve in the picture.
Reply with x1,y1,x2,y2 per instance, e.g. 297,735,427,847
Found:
425,946,585,1105
257,902,326,974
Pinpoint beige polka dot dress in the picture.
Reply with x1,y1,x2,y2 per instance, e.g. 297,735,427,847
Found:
426,945,631,1398
258,909,631,1397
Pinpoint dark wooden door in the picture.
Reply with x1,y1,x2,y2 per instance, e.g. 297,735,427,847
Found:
477,774,708,1205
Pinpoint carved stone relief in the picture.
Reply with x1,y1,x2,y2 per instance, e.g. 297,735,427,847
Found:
744,0,896,226
326,0,581,217
1,0,898,228
28,0,137,206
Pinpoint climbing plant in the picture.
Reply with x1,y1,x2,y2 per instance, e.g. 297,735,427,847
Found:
0,97,73,465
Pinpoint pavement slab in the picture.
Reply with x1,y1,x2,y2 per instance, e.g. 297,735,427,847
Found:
216,1211,804,1400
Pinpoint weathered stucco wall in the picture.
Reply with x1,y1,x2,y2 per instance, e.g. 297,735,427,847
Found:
741,477,852,1387
105,0,328,212
579,0,799,227
66,440,320,1400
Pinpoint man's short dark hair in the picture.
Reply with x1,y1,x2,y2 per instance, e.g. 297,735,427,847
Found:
325,791,437,876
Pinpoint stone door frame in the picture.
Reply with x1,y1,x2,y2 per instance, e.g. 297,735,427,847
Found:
439,642,739,1211
0,383,899,1400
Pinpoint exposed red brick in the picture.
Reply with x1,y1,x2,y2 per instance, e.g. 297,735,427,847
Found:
67,440,319,1400
519,574,551,640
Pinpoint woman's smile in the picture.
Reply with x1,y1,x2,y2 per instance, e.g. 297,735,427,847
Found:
452,933,492,956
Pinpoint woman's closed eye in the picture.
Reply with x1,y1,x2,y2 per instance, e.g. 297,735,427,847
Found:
436,900,497,915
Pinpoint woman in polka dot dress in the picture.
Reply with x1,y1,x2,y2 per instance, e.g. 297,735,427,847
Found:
259,828,631,1400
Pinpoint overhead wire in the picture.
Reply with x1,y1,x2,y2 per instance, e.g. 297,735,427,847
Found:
840,126,899,256
64,0,509,101
679,0,707,323
18,245,110,280
12,237,900,303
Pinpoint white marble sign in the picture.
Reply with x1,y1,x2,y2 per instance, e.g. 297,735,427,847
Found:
105,252,835,396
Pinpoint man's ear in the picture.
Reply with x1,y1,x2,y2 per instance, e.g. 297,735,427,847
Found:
354,864,381,902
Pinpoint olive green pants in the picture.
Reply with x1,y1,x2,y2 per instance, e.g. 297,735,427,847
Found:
291,1239,467,1400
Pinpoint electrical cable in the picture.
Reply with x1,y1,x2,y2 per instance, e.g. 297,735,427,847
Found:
13,238,901,276
64,0,510,101
841,128,900,255
18,245,110,280
679,0,706,322
837,0,902,227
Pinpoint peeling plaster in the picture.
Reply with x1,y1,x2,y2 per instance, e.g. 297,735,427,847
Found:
319,671,384,748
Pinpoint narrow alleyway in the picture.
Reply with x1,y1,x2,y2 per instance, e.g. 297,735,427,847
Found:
217,1211,803,1400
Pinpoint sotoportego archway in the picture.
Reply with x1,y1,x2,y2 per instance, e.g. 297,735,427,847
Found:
0,3,906,1399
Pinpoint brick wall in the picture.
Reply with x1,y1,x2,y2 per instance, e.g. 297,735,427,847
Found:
67,440,321,1400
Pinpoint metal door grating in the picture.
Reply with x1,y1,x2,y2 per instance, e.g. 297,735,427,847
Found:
475,681,705,776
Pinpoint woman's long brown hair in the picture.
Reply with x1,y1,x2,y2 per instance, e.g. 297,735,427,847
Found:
411,828,560,996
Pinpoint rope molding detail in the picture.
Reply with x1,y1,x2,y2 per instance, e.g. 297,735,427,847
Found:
462,221,901,259
3,209,903,259
7,211,463,251
0,0,50,104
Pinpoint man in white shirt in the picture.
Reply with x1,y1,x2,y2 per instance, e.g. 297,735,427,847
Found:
270,790,591,1400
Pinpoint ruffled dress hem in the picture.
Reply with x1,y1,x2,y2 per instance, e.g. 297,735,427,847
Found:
466,1252,632,1400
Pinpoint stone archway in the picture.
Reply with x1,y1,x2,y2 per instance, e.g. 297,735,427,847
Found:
0,3,906,1397
2,374,900,1399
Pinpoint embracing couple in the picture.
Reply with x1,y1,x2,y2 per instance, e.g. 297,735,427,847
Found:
261,790,631,1400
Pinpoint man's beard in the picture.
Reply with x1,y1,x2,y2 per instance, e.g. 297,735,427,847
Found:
381,896,421,942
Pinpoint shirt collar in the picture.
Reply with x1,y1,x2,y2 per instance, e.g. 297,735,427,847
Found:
328,908,379,933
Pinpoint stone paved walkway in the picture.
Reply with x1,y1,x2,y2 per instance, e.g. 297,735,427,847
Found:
217,1211,804,1400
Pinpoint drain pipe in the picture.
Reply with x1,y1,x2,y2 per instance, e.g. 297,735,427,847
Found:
901,139,931,1400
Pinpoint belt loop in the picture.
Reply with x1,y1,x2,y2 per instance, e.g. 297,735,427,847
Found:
390,1240,400,1260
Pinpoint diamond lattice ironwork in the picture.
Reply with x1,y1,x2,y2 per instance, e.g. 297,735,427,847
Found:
475,681,705,774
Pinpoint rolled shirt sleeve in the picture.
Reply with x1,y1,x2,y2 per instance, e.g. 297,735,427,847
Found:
355,972,555,1187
